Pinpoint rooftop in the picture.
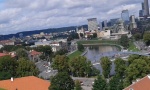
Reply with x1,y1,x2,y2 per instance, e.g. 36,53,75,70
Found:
0,76,50,90
124,75,150,90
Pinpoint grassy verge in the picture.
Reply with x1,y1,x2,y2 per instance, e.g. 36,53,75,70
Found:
77,40,119,45
128,41,140,52
68,50,83,60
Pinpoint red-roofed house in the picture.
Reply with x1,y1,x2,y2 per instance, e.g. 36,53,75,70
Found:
29,50,42,62
124,75,150,90
0,76,50,90
0,53,8,57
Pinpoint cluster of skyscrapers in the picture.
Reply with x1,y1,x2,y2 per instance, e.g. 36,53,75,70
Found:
139,0,149,17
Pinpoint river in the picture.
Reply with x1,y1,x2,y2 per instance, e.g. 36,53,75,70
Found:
84,45,120,75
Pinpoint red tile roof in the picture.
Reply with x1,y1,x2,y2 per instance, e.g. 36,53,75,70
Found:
0,76,50,90
0,53,9,57
124,75,150,90
30,50,41,56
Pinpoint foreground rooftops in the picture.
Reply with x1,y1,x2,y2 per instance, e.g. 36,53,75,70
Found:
0,76,50,90
124,75,150,90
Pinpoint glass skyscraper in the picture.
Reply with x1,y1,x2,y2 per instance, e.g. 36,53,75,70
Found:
121,10,129,24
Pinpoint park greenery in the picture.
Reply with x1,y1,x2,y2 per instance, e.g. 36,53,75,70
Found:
143,31,150,45
92,55,150,90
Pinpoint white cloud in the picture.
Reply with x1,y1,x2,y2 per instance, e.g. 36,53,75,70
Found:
0,0,143,34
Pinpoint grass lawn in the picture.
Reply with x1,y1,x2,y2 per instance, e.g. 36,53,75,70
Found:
128,41,140,52
68,50,83,60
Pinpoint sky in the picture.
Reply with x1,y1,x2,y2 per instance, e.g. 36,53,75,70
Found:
0,0,145,35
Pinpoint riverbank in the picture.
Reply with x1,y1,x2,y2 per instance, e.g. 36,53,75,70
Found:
68,50,83,60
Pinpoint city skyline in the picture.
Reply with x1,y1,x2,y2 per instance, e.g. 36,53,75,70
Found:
0,0,147,35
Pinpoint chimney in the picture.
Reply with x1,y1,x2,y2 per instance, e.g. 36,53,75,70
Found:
11,77,13,82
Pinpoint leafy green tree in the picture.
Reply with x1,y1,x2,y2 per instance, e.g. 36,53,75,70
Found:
128,55,140,65
69,56,98,77
100,57,111,78
119,35,129,48
52,55,69,72
143,32,150,45
133,33,141,41
16,48,28,59
16,58,39,77
77,43,84,52
114,58,126,77
80,33,84,38
74,80,82,90
109,75,123,90
33,45,53,56
93,33,97,38
0,56,17,80
55,49,68,56
92,75,107,90
49,72,74,90
124,59,150,86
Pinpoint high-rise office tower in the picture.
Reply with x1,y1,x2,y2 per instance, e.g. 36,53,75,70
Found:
121,10,130,24
87,18,98,31
102,20,107,29
144,0,149,16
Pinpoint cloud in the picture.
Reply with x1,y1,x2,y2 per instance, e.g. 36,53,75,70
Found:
0,0,143,34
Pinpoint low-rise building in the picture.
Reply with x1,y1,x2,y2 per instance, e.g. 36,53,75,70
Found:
29,50,42,62
0,40,14,45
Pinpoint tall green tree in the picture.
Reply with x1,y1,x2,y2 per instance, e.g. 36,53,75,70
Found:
69,56,99,77
128,54,140,65
124,59,150,87
114,58,126,77
49,72,74,90
77,43,84,52
16,58,39,77
100,57,111,78
93,33,97,38
16,48,28,59
133,33,141,41
143,32,150,45
0,56,17,80
74,80,82,90
109,75,123,90
92,75,107,90
52,55,69,72
119,35,129,48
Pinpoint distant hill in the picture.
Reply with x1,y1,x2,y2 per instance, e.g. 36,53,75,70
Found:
0,25,88,40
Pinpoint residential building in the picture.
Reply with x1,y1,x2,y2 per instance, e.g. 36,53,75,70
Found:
29,50,42,62
0,40,14,45
102,20,107,29
124,75,150,90
87,18,98,31
0,76,50,90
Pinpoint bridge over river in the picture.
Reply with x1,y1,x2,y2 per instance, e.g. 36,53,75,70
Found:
92,51,150,66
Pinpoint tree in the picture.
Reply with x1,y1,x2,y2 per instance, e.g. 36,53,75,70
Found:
80,33,84,38
52,55,69,72
69,56,99,77
0,56,17,80
114,58,126,77
16,48,28,59
124,59,150,86
16,58,39,77
77,43,84,52
133,33,141,41
100,57,111,78
49,72,74,90
143,32,150,45
74,80,82,90
93,33,97,38
92,75,107,90
109,75,123,90
55,49,68,56
128,54,140,65
119,35,129,48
